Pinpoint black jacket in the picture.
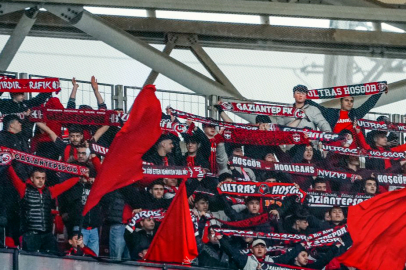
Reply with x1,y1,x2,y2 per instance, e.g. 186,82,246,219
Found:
21,185,53,233
125,229,155,260
0,93,52,139
59,182,103,231
102,185,142,225
0,130,31,180
197,241,232,268
306,93,382,130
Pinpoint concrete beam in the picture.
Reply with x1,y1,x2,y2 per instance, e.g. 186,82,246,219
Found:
11,0,406,23
45,5,245,100
0,8,38,71
1,13,406,58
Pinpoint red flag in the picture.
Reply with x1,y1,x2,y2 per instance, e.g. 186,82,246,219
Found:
338,187,406,270
145,181,198,264
83,85,162,215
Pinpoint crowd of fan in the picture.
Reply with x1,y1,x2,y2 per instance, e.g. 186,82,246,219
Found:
0,78,403,270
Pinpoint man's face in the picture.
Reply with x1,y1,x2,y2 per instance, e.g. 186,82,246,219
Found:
340,97,354,111
296,220,309,231
264,153,276,163
76,147,88,163
294,91,307,104
314,182,327,192
151,184,164,199
258,123,270,131
11,93,25,102
365,180,377,195
203,126,216,137
374,134,387,147
69,132,83,146
31,171,46,189
296,251,309,266
140,218,155,231
186,141,198,154
9,119,22,134
232,147,243,157
303,146,313,161
348,155,360,166
247,200,260,214
208,229,219,245
265,178,277,183
251,244,266,258
68,234,81,248
195,199,209,212
163,178,177,187
161,139,174,154
330,208,344,223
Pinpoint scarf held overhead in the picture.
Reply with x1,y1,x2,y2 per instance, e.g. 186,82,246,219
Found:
0,77,61,92
0,147,88,176
218,102,306,119
307,81,387,99
218,182,307,203
223,129,309,146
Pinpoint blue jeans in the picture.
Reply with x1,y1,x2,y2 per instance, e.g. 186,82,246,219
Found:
81,228,99,256
109,224,129,260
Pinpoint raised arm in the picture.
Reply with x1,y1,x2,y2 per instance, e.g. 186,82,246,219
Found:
312,107,332,132
67,77,79,109
91,76,107,110
353,93,383,119
24,93,52,108
214,103,233,123
92,125,110,142
49,176,80,199
36,122,58,142
7,166,26,199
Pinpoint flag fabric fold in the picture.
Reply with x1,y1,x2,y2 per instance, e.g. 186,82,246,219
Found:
338,187,406,270
83,84,162,215
145,181,198,264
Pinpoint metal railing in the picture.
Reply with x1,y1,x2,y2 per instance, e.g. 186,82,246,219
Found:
124,86,208,117
0,70,402,135
29,74,115,110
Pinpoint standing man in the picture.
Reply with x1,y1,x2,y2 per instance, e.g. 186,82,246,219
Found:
7,165,80,253
277,85,331,132
307,86,387,134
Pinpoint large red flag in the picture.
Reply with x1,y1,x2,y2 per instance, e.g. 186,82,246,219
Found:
338,187,406,270
83,85,162,215
144,181,198,264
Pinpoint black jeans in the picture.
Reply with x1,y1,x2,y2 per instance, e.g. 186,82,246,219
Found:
22,231,58,253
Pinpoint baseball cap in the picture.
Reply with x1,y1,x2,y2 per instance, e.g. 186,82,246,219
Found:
252,239,267,247
293,85,308,93
255,115,272,124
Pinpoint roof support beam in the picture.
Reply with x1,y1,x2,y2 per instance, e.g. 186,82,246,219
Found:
0,8,38,71
45,4,246,100
0,14,405,58
143,37,176,86
12,0,406,23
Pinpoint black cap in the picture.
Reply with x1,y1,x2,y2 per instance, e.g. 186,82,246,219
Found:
202,118,216,128
255,115,272,124
293,85,308,93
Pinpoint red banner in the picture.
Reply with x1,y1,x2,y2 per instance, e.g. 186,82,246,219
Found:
307,81,387,99
0,78,61,92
